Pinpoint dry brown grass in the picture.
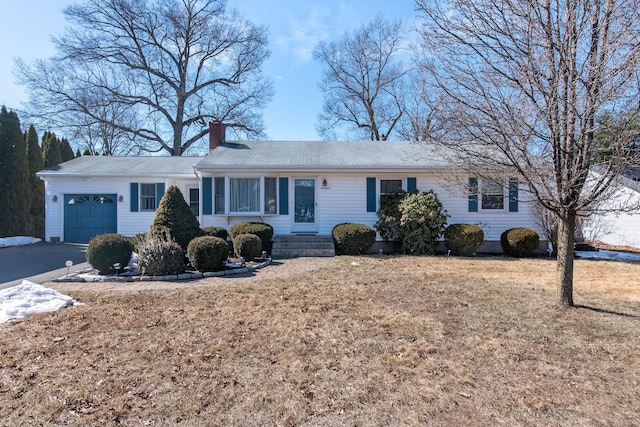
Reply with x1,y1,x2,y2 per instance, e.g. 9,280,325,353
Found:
1,256,639,426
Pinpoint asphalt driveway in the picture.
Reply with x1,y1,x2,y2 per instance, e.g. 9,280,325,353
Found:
0,242,90,289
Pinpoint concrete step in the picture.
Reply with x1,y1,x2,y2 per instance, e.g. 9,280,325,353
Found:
272,235,335,258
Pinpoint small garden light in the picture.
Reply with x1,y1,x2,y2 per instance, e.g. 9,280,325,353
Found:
65,260,73,275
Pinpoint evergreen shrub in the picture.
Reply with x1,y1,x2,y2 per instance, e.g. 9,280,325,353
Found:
86,233,134,274
398,191,448,255
149,185,204,250
233,233,262,260
230,222,274,252
137,236,184,276
374,190,408,242
444,224,484,256
202,226,228,240
187,236,229,272
500,227,540,257
332,223,376,255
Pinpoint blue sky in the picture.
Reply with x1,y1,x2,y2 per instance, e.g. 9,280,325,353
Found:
0,0,418,141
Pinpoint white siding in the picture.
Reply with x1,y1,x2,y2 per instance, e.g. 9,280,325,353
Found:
199,172,540,242
582,185,640,248
42,176,198,242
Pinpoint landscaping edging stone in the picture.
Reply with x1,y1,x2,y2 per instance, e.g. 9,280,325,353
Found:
54,258,271,283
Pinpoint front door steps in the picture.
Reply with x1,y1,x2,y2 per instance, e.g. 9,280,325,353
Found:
271,234,335,258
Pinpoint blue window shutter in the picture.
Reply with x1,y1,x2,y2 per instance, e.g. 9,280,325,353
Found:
407,177,417,192
468,177,478,212
155,183,165,209
130,183,139,212
509,177,519,212
202,177,213,215
279,177,289,215
366,177,376,212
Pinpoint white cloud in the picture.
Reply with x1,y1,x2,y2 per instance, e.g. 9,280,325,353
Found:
277,4,334,63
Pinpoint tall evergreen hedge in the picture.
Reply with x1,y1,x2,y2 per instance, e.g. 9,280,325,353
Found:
0,107,30,237
25,125,44,238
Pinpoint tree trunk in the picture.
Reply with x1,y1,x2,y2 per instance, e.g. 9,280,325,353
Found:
556,210,576,307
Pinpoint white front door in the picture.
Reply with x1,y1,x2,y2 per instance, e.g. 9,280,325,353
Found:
292,178,316,232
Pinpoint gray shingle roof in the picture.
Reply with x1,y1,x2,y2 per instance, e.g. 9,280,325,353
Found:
195,140,454,172
37,156,200,178
37,141,458,177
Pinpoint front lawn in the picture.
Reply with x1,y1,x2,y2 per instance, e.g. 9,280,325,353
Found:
1,256,639,426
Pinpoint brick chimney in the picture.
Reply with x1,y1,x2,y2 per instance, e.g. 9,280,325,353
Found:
209,120,226,150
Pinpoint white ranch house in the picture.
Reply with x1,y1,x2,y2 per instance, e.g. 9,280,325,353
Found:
37,122,541,254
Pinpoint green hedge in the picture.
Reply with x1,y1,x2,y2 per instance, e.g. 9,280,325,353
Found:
332,223,376,255
86,233,133,274
201,226,228,241
444,224,484,256
187,236,229,272
500,228,540,257
230,222,274,252
234,233,262,260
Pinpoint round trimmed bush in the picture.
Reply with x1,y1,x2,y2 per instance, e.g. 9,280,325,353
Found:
332,223,376,255
230,222,274,252
444,224,484,256
187,236,229,272
201,226,228,241
137,237,184,276
234,233,262,260
86,233,134,274
501,227,540,257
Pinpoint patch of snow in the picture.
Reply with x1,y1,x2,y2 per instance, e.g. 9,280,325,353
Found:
0,236,41,248
0,280,78,324
575,250,640,262
351,262,360,266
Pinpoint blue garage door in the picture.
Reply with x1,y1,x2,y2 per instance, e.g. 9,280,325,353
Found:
64,194,117,242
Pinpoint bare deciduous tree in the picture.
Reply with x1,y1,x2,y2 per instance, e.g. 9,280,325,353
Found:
314,14,408,141
416,0,640,306
16,0,272,156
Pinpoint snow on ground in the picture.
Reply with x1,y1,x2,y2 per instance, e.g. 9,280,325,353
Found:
0,280,78,324
0,236,41,248
574,250,640,262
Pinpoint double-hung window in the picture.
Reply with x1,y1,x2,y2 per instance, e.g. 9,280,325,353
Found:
264,177,277,214
468,177,518,212
140,183,157,211
214,177,225,215
380,179,403,194
481,179,504,210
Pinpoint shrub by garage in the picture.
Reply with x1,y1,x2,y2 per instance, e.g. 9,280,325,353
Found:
86,233,134,274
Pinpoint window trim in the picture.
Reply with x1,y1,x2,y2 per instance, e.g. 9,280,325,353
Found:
380,178,404,195
479,178,506,212
188,186,200,217
215,176,280,216
140,183,158,212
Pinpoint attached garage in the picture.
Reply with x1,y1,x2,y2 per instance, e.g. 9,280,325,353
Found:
64,194,117,242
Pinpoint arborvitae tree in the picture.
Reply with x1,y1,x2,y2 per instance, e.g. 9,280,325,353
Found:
149,185,204,250
25,125,45,238
42,131,63,168
75,148,81,157
0,106,30,237
60,137,75,162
